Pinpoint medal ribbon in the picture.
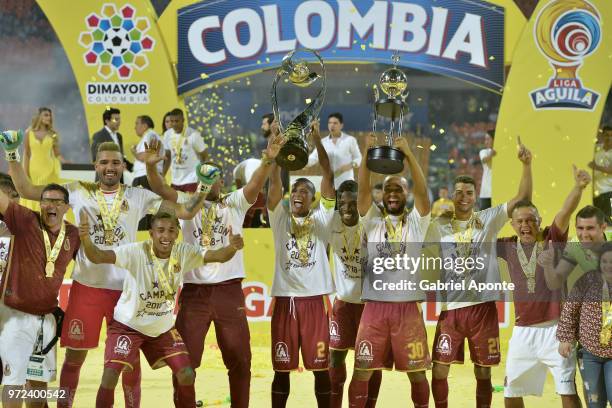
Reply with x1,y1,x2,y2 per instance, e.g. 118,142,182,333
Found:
517,241,541,293
451,215,474,258
41,221,66,278
147,240,180,308
383,209,407,243
341,223,362,258
95,184,125,243
172,130,185,164
200,202,217,247
601,279,612,345
290,212,313,265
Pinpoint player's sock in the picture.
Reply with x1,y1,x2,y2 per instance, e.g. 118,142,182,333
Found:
121,360,141,408
329,363,347,408
410,378,430,408
432,378,449,408
348,379,369,408
476,378,493,408
59,359,84,407
314,370,331,408
95,386,115,408
365,370,382,407
271,371,290,408
176,384,196,407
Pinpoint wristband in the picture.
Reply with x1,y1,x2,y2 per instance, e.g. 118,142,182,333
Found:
5,150,20,162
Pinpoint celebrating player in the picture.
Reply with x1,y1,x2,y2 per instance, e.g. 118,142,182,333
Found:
499,165,590,407
427,138,533,408
143,132,284,407
557,242,612,407
541,205,609,291
267,120,335,408
2,131,212,407
328,179,382,408
348,133,432,408
0,179,79,408
78,210,243,407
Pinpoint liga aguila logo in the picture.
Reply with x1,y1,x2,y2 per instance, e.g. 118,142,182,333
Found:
530,0,601,110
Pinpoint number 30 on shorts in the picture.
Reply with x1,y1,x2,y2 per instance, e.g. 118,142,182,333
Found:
406,341,425,359
487,337,500,355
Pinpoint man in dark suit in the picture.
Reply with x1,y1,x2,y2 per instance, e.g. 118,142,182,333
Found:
90,107,133,172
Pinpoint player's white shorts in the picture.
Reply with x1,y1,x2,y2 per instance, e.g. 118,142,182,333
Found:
0,302,57,385
504,323,576,397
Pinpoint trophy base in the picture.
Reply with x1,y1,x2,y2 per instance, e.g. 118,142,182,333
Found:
375,98,407,120
367,146,405,174
276,141,309,171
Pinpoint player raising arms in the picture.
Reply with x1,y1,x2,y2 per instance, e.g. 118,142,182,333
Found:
427,138,533,408
78,210,243,407
0,181,79,408
348,133,432,408
142,131,284,408
499,165,590,408
328,179,382,408
267,120,335,408
1,130,212,407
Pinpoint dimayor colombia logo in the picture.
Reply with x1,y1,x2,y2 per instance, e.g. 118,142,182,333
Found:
530,0,601,110
78,4,154,104
79,3,155,79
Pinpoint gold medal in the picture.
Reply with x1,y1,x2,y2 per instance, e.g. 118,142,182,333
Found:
200,235,211,247
527,277,536,294
173,131,186,164
517,241,541,294
290,212,313,266
200,203,217,248
41,221,66,279
104,230,114,245
45,261,55,278
96,184,125,247
299,248,309,265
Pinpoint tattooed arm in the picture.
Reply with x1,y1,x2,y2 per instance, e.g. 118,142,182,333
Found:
163,192,207,220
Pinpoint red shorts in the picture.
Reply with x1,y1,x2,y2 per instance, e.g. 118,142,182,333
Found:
271,296,329,371
175,280,251,369
354,301,430,372
104,320,190,371
171,183,198,193
61,281,122,349
329,299,364,351
432,302,500,366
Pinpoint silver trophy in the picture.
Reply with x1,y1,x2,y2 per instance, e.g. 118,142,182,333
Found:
271,48,326,171
367,53,409,174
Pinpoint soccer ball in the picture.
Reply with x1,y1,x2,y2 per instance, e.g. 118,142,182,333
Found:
103,28,130,57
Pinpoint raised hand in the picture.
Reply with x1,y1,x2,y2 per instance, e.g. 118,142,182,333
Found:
517,136,532,165
271,118,281,137
196,163,222,194
228,226,244,250
393,136,410,155
264,132,286,160
310,119,321,143
366,132,377,149
78,208,90,239
573,164,591,190
142,139,165,165
537,240,554,268
0,130,24,161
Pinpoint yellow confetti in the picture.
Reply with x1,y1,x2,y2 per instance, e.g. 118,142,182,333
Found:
416,145,423,149
354,67,359,72
360,44,366,51
345,90,351,94
489,56,495,61
430,144,437,151
448,159,455,164
431,124,436,129
200,73,209,79
305,98,312,104
250,108,255,114
439,128,445,134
